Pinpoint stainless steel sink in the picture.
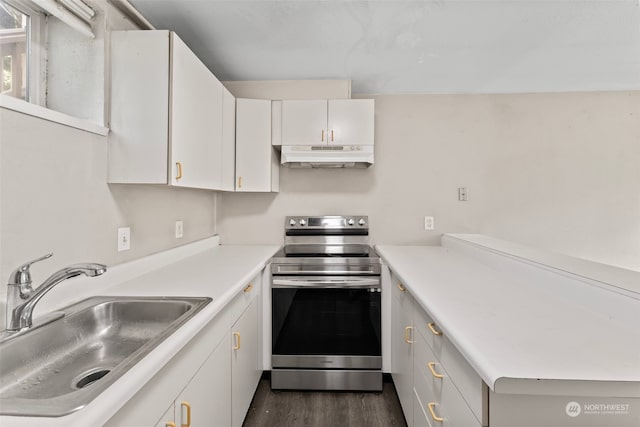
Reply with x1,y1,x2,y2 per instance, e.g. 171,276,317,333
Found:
0,296,211,417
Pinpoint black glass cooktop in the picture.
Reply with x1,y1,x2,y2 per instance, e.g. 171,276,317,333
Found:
273,245,378,259
284,252,370,258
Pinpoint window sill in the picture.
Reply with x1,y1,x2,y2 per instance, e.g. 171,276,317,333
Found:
0,95,109,136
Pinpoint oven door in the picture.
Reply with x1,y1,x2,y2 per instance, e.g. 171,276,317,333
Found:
272,276,382,370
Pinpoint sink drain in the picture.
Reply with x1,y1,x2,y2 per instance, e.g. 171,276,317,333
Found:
75,369,110,389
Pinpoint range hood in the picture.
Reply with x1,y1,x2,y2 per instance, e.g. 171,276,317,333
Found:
280,145,374,168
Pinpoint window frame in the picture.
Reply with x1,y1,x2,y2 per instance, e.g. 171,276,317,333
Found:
1,0,46,106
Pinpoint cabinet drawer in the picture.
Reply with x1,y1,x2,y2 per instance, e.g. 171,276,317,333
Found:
414,305,443,354
415,307,487,425
225,275,260,320
414,357,437,419
238,275,261,305
414,331,443,402
413,387,433,427
414,354,481,427
439,374,482,427
391,273,413,307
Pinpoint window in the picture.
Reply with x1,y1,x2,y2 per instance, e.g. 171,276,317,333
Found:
0,2,29,101
0,0,103,126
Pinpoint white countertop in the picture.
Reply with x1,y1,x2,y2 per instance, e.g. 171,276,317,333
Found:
1,238,279,426
376,241,640,396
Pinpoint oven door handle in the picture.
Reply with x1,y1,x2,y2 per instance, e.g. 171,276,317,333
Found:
272,278,380,288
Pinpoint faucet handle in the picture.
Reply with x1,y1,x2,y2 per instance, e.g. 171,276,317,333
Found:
8,253,53,286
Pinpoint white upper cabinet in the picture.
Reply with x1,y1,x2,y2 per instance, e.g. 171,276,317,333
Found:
170,34,223,189
221,87,237,191
109,30,227,190
235,99,279,192
281,99,374,146
281,100,327,145
327,99,375,146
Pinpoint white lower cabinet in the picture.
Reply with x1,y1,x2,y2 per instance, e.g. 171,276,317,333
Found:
182,337,232,426
106,275,262,427
391,275,415,426
154,404,175,427
390,270,488,427
231,297,261,427
413,388,433,427
414,330,482,427
155,337,232,427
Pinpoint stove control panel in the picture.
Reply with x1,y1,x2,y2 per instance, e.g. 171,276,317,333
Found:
285,216,368,229
347,217,367,226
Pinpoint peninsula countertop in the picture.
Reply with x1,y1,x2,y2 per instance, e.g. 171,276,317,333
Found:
376,241,640,397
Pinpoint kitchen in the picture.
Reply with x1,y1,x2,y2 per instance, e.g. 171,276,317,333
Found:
0,0,639,426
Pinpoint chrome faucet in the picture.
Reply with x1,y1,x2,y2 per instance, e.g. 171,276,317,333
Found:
5,253,107,331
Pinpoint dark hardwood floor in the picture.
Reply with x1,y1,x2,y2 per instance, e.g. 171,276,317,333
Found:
242,377,407,427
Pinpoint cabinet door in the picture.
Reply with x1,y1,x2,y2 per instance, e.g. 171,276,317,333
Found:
413,389,433,427
154,403,175,427
235,99,273,192
392,279,415,426
231,298,261,427
281,100,328,145
109,30,170,184
170,32,223,190
328,99,375,146
176,335,232,427
221,87,236,191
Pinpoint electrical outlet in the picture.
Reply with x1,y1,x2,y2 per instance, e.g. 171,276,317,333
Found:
458,187,468,201
424,216,435,231
175,220,184,239
117,227,131,252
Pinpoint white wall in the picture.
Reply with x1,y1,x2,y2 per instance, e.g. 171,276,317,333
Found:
0,108,217,320
218,85,640,272
0,1,219,326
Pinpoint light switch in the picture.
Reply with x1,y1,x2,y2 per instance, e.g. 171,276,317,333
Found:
117,227,131,252
175,221,184,239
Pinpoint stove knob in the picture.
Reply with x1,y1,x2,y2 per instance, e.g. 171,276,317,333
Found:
358,218,366,226
347,218,355,226
289,219,297,227
299,219,307,226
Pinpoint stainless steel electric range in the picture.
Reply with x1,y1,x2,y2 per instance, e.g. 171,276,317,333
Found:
270,215,382,391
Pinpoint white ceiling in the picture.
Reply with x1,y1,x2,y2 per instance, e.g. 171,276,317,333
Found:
128,0,640,94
